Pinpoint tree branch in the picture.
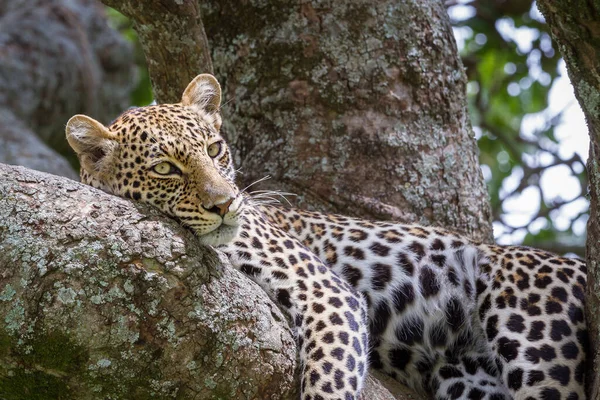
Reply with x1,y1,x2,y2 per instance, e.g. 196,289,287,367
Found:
101,0,213,104
536,1,600,396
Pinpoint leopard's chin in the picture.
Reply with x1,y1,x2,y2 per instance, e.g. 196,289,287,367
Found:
197,224,240,247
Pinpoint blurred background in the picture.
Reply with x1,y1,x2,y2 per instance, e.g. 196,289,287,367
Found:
448,0,588,255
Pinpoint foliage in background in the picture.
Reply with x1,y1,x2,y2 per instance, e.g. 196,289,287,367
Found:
106,2,588,255
449,0,587,255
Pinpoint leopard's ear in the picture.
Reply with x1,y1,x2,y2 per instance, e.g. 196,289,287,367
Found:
181,74,222,130
65,114,119,176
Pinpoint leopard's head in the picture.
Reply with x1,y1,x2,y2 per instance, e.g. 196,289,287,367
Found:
66,74,242,245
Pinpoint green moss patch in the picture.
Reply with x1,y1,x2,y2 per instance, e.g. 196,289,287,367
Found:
0,330,88,399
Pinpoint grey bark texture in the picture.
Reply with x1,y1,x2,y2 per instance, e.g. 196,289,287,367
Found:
200,0,493,243
536,1,600,397
115,0,493,243
0,164,298,399
0,0,135,170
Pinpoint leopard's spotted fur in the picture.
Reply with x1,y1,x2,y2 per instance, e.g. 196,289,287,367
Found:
66,74,587,400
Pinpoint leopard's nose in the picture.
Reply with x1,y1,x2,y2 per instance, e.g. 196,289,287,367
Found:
202,198,234,216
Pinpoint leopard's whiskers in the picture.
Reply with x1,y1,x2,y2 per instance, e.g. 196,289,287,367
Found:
240,175,272,194
249,189,296,206
241,196,278,207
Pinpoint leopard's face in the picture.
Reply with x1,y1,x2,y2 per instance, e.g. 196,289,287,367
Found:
66,75,243,245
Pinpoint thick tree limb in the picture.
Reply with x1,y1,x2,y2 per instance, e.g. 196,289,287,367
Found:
0,164,296,399
0,163,419,399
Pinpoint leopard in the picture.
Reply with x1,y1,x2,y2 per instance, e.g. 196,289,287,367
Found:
66,74,587,400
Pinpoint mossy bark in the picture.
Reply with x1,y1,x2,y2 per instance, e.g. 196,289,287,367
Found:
0,164,297,399
201,0,493,243
536,1,600,397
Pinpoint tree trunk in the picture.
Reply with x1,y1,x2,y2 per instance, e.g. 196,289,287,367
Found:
201,0,493,242
116,0,492,242
0,164,297,399
536,1,600,397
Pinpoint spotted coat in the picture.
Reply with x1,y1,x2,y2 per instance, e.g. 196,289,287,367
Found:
261,206,587,400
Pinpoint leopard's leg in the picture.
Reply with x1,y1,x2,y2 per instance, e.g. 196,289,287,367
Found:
431,353,511,400
218,208,370,400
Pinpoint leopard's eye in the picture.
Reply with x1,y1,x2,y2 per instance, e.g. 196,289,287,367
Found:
152,161,180,176
207,141,222,158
